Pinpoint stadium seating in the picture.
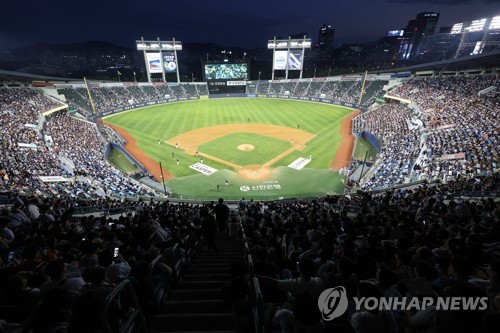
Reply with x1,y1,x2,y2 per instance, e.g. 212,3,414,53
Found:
0,87,152,198
2,176,498,332
354,74,498,190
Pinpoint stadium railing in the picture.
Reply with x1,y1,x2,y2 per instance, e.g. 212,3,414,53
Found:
100,279,148,333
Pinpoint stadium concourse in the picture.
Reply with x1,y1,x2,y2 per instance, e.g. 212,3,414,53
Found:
0,69,499,333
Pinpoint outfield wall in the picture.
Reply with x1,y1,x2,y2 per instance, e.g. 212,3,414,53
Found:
92,94,365,122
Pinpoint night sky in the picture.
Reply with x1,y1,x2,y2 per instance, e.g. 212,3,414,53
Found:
1,0,499,50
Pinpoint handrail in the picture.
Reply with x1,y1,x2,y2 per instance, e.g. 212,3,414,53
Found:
100,279,148,333
147,255,169,311
252,277,265,333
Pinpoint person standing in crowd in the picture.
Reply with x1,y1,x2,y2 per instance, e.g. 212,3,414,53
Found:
200,207,218,253
212,197,230,236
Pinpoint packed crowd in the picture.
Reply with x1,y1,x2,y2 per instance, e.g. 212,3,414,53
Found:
248,79,387,106
355,74,498,190
1,87,66,193
353,103,421,190
45,112,149,198
242,173,500,333
0,87,153,198
61,84,199,114
1,170,498,332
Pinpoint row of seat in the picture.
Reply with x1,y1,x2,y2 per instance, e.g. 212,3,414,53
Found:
100,234,205,333
241,227,265,333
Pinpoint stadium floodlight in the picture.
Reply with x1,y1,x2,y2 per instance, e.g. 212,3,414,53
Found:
268,35,311,80
136,37,182,83
489,16,500,30
451,23,464,34
466,18,487,32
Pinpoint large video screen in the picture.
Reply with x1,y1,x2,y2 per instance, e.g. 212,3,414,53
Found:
162,52,177,73
273,50,303,70
204,63,248,80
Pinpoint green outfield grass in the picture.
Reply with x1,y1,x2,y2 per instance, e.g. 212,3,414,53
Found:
107,148,138,173
199,132,291,166
164,167,345,200
105,98,353,200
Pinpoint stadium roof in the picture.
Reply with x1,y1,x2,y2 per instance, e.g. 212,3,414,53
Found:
0,69,80,82
374,49,500,74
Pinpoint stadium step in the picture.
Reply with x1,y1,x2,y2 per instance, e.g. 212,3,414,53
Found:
169,289,223,301
192,262,231,268
151,239,241,332
183,274,231,282
151,314,235,332
163,300,230,314
176,281,227,290
188,267,230,274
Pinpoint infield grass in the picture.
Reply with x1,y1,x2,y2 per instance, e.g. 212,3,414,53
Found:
199,132,291,166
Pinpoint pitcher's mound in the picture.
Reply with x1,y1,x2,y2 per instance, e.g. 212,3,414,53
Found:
237,144,255,151
238,165,271,181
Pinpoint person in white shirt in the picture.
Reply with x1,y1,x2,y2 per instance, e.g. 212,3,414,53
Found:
28,199,40,220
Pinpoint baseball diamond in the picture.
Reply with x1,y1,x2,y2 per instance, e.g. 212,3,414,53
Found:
104,98,358,200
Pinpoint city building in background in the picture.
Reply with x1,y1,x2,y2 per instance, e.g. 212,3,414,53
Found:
317,24,334,49
398,12,440,60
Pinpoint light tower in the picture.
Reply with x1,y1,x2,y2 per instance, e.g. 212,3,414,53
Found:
136,37,182,82
267,36,311,80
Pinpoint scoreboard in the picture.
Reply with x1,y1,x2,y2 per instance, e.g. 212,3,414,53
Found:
204,63,248,94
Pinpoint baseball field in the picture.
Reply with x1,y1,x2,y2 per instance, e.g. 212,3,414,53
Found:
103,98,358,200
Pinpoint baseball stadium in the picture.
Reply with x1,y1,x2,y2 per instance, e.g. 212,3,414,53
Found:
0,15,499,333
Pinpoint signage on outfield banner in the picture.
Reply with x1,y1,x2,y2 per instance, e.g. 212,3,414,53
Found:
440,153,466,161
18,143,38,149
39,176,72,182
436,124,456,130
240,181,282,192
226,81,247,86
189,163,217,176
288,157,311,170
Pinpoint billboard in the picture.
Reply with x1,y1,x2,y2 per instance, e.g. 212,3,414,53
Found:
273,50,303,70
162,52,177,73
204,63,248,80
288,49,302,70
146,53,162,73
274,50,287,70
387,30,404,37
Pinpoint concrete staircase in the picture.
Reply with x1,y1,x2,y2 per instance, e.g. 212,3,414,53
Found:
150,239,242,333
